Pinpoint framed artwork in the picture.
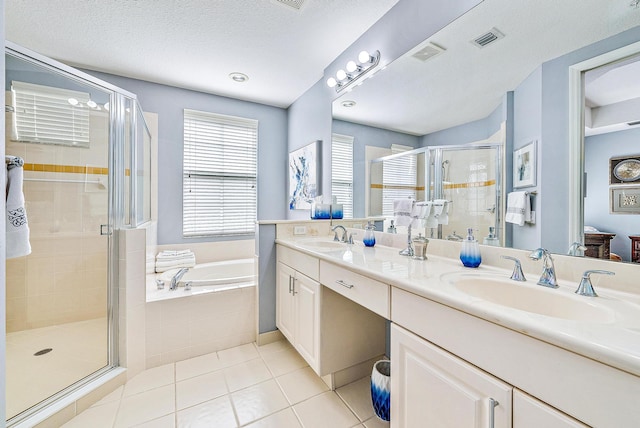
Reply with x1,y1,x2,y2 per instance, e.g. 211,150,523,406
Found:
289,140,322,210
609,155,640,184
610,186,640,214
513,141,537,189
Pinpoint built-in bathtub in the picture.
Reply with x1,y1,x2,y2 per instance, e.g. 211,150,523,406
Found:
145,257,257,367
148,258,256,301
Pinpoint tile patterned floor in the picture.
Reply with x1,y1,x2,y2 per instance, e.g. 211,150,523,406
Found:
61,340,390,428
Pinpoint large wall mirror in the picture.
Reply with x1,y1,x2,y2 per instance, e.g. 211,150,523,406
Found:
331,0,640,265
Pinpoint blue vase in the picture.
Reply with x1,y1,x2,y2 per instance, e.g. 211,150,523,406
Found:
371,360,391,421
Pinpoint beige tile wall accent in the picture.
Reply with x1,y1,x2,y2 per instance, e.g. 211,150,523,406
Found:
145,285,256,369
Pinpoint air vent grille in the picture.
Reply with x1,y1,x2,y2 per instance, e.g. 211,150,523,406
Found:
273,0,305,10
471,27,505,48
411,42,445,62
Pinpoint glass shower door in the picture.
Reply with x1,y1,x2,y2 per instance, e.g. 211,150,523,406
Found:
429,144,502,243
5,51,113,421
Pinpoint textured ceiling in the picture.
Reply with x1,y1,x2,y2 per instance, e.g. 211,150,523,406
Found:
332,0,640,135
5,0,399,108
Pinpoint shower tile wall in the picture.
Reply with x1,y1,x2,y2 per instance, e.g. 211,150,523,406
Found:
5,105,109,332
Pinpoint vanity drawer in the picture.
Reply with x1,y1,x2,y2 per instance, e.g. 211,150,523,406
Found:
277,245,319,281
320,260,390,318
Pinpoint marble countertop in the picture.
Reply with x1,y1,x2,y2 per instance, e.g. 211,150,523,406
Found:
276,236,640,378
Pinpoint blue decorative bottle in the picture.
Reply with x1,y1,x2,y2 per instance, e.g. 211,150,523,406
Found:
363,222,376,247
460,228,481,268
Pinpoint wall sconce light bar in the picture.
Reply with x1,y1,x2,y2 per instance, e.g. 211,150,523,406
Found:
327,50,381,93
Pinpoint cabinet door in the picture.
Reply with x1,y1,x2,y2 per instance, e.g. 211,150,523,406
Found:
294,272,320,369
276,262,296,344
514,390,588,428
391,324,512,428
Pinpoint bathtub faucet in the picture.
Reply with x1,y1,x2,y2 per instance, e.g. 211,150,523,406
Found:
169,268,189,290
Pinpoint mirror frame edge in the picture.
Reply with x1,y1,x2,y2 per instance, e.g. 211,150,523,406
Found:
568,40,640,252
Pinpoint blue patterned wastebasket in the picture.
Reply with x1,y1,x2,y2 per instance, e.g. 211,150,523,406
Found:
371,359,391,421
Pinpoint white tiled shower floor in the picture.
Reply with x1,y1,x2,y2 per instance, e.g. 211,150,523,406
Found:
6,318,108,419
62,340,390,428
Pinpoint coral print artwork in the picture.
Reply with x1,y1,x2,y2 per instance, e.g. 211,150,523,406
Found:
289,140,321,210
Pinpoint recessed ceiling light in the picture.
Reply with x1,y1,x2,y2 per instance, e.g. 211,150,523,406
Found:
229,72,249,83
341,100,356,108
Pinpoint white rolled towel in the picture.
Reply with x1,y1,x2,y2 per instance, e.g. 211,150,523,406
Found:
6,165,31,259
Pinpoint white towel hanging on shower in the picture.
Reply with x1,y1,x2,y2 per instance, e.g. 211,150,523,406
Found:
6,165,31,258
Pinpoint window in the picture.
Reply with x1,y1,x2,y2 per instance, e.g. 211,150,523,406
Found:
382,145,417,217
331,134,354,218
11,81,91,147
183,109,258,237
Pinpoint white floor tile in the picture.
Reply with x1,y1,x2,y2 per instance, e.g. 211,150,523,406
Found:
363,416,390,428
175,351,224,381
336,377,375,422
223,358,273,392
133,414,176,428
218,343,259,367
123,363,175,397
231,379,289,426
176,370,228,410
276,367,329,405
256,340,293,357
61,400,119,428
177,395,237,428
244,408,302,428
261,347,308,377
294,391,360,428
114,384,175,428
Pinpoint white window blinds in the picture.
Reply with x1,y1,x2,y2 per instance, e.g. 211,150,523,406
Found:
183,109,258,237
11,81,91,147
382,145,417,217
331,134,354,218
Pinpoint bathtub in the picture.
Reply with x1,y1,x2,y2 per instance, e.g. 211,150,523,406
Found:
148,258,256,302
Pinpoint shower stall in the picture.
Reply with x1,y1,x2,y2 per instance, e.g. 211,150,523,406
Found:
4,43,151,425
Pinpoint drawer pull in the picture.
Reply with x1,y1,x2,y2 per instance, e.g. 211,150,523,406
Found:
488,398,499,428
288,276,293,294
336,279,354,289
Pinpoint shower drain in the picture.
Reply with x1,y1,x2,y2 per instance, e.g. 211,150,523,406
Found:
34,348,53,356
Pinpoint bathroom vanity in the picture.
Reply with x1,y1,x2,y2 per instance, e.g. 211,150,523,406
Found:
275,231,640,427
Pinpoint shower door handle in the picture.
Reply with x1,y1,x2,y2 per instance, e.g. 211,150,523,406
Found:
100,224,113,236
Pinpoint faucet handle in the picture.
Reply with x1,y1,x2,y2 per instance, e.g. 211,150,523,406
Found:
333,231,340,242
575,270,615,297
156,279,165,290
501,256,526,282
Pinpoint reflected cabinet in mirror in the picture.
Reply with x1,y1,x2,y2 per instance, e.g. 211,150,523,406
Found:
331,0,640,264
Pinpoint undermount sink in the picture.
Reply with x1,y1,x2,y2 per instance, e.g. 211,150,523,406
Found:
452,276,615,323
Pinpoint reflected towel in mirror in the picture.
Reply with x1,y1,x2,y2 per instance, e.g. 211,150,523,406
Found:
505,191,531,226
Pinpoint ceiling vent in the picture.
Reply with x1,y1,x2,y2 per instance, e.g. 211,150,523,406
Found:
411,42,446,62
272,0,305,10
471,27,505,48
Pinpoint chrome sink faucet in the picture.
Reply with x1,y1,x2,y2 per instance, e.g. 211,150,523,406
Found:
169,267,189,290
501,256,526,281
332,225,348,242
567,241,587,256
575,270,614,297
528,248,558,288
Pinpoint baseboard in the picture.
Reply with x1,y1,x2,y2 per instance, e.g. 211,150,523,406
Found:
257,330,284,346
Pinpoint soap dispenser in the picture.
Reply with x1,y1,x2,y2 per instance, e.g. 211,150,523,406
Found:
387,220,397,234
482,226,500,246
363,222,376,247
460,228,482,268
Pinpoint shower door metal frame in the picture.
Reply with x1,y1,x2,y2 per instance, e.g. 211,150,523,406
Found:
5,41,135,427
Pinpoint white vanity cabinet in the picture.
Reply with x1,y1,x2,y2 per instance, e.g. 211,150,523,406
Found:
391,323,512,428
276,245,386,377
276,246,321,370
513,391,588,428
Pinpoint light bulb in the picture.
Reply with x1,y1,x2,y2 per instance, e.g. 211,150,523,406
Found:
103,102,110,111
358,50,372,64
87,100,97,108
336,69,347,81
346,60,358,73
326,77,337,88
68,98,79,106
